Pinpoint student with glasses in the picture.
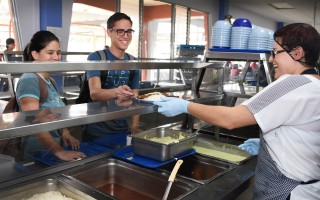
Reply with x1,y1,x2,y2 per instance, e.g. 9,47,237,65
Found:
83,12,141,142
153,23,320,199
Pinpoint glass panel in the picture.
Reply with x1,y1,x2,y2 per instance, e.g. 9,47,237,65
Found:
316,2,320,32
190,9,207,48
120,0,139,57
68,1,116,61
174,6,187,58
0,0,16,52
0,0,17,98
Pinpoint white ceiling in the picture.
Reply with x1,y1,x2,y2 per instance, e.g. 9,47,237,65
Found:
229,0,319,26
71,0,320,30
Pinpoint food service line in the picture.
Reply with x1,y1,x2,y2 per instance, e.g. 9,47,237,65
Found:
0,90,223,140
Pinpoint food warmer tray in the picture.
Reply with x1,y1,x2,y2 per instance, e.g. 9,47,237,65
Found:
131,127,196,161
193,134,254,165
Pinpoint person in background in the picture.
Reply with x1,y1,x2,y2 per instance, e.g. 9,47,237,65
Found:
4,38,16,61
17,30,86,161
5,38,15,50
153,23,320,200
83,12,140,141
0,38,16,91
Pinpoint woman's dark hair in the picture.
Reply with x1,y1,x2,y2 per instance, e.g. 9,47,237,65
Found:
23,30,59,61
107,12,132,29
274,23,320,67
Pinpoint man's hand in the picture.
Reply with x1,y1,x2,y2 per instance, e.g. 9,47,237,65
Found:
114,85,135,99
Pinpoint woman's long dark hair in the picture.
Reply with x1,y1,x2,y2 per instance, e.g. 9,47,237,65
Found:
23,30,59,61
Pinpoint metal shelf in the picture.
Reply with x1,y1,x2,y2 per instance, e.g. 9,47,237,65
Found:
0,90,222,140
205,51,272,85
205,51,269,61
0,60,224,74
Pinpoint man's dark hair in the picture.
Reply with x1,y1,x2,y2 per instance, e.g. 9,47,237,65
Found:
107,12,132,29
6,38,14,49
274,23,320,67
6,38,14,45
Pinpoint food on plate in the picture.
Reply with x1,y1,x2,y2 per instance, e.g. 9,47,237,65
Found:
137,92,169,101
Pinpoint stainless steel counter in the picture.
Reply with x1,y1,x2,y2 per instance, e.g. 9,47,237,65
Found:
0,90,223,140
0,60,224,73
183,156,256,200
0,152,256,200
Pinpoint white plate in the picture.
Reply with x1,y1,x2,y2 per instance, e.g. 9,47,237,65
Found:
138,98,162,103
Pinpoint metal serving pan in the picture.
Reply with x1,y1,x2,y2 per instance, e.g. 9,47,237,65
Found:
193,134,253,165
0,178,109,200
158,154,233,184
67,157,199,200
132,127,196,161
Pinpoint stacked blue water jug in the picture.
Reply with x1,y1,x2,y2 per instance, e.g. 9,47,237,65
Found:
230,18,252,50
211,20,232,48
212,18,274,51
248,26,269,50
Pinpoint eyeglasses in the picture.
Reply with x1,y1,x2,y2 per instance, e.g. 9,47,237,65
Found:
110,29,134,36
270,49,286,58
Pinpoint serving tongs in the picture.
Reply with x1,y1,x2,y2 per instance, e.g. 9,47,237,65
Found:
162,159,183,200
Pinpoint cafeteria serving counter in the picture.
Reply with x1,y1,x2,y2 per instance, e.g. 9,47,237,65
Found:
0,60,256,199
0,150,256,200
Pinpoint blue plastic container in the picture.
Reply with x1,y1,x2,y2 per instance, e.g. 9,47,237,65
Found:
232,18,252,28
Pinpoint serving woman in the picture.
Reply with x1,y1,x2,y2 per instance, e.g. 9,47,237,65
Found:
153,23,320,199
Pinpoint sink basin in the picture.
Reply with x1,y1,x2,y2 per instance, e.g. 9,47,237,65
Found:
68,158,199,200
158,154,233,184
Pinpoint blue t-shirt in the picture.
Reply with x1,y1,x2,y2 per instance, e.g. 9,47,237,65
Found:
86,49,140,89
16,73,65,161
16,73,65,109
84,49,140,139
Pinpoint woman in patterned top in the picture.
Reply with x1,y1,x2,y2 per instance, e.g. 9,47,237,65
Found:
153,23,320,200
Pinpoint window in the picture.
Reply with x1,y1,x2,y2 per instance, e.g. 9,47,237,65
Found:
120,0,139,57
0,0,16,52
68,1,116,61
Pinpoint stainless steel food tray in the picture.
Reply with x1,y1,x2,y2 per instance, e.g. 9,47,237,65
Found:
0,177,110,200
193,134,253,165
132,127,196,161
158,154,233,184
67,157,199,200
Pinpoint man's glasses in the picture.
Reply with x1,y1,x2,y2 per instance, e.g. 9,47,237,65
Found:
110,29,134,36
270,49,286,58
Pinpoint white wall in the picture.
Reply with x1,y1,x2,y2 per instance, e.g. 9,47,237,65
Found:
229,6,277,30
12,0,40,50
61,0,73,51
165,0,279,31
11,0,73,51
163,0,220,28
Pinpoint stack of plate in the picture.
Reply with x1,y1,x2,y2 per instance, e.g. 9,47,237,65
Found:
230,18,252,50
248,27,269,50
211,20,232,48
